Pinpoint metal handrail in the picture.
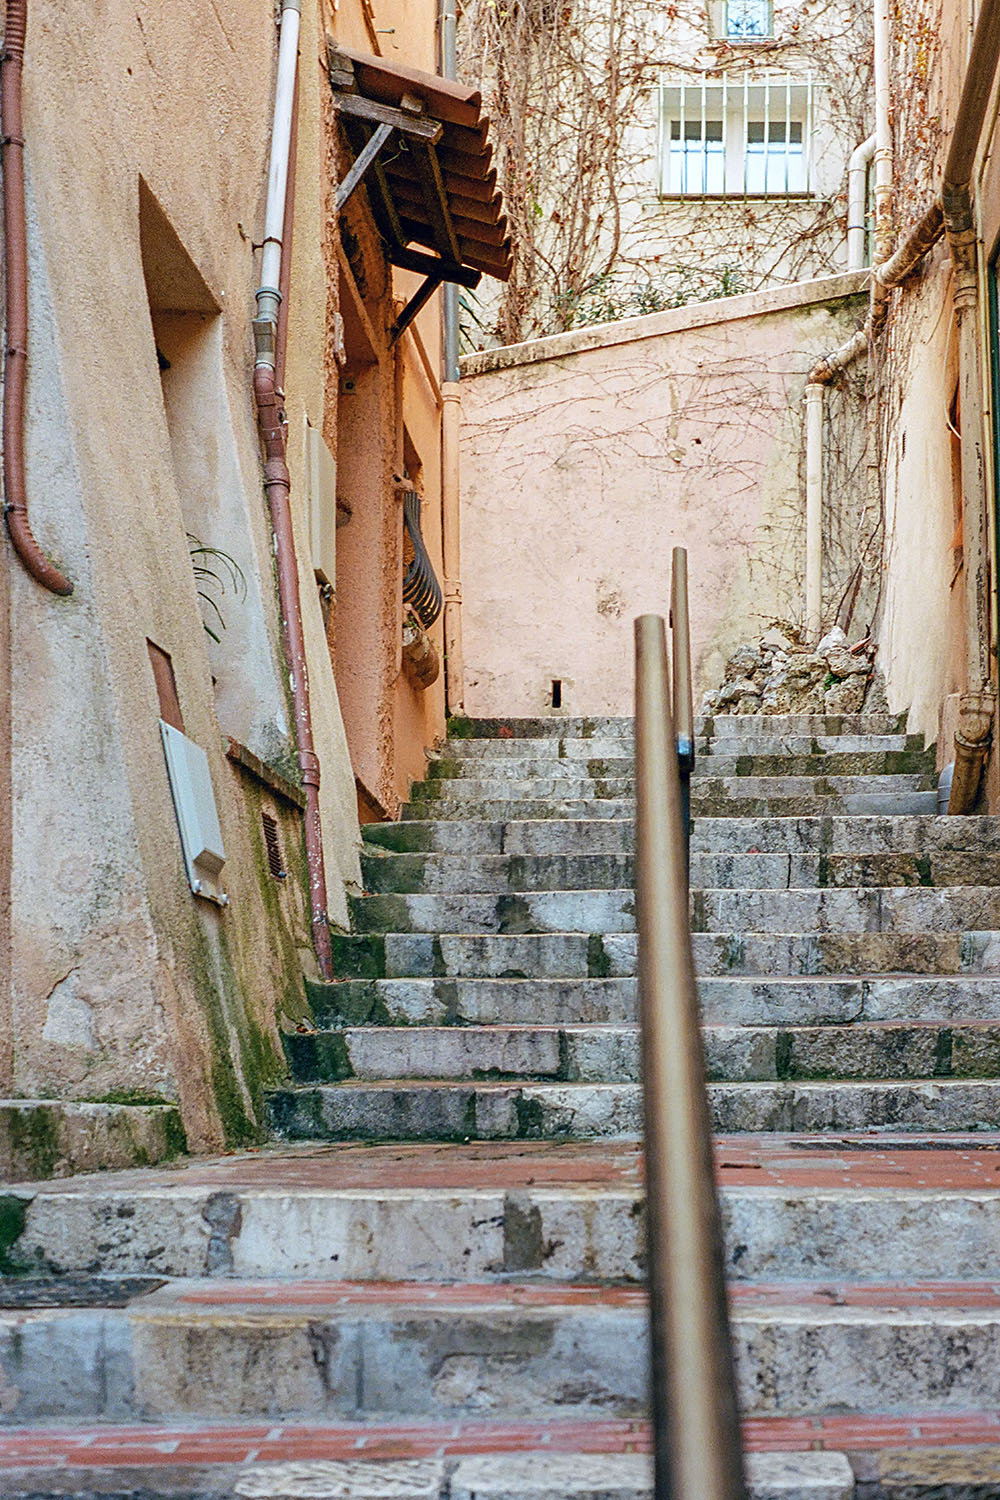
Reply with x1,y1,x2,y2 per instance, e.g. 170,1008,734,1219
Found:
634,611,746,1500
670,546,695,874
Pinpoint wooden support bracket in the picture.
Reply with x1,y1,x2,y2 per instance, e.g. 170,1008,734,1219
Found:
335,121,394,212
389,274,443,346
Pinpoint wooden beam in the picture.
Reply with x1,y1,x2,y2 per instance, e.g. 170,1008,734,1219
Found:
411,142,462,266
333,91,443,144
389,274,442,346
389,244,481,289
335,121,394,212
341,117,406,249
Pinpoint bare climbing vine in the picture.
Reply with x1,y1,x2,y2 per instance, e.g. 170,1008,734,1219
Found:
458,0,872,347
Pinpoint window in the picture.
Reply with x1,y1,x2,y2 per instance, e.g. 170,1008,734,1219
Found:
726,0,772,39
657,74,815,198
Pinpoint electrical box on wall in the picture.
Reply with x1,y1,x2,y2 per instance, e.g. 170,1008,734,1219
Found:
305,417,338,586
159,720,229,906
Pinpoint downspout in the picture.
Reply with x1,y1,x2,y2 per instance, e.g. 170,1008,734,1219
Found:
872,0,893,264
942,0,1000,812
1,0,72,595
847,133,876,271
804,383,824,638
253,0,334,977
439,0,465,715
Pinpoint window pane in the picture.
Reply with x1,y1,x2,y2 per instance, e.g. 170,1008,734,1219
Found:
727,0,770,38
668,120,725,193
745,116,806,192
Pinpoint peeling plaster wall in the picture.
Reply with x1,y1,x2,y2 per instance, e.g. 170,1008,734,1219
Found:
458,274,870,718
8,0,367,1146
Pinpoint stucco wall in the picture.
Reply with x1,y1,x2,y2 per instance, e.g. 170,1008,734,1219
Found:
458,272,870,718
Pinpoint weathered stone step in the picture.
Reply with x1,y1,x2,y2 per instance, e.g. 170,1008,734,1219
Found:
283,1021,1000,1087
366,815,1000,858
266,1078,1000,1142
361,848,1000,894
411,772,936,804
438,731,920,761
426,751,934,782
308,974,1000,1028
330,928,1000,982
11,1136,1000,1285
403,792,942,819
0,1100,186,1183
449,713,907,738
0,1439,858,1500
7,1276,1000,1424
349,886,1000,937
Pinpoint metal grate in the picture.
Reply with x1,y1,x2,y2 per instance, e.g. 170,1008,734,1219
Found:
658,72,816,198
261,812,287,880
402,489,443,629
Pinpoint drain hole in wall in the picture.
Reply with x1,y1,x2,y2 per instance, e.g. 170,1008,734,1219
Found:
261,812,287,880
551,679,562,709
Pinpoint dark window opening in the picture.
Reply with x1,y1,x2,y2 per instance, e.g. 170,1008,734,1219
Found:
551,679,562,709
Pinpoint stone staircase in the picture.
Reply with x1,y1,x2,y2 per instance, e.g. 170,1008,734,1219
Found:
3,711,1000,1497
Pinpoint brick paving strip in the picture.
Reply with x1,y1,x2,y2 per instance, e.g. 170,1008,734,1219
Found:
12,1132,1000,1195
4,1413,1000,1469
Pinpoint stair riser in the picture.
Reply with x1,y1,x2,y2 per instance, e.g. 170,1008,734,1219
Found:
16,1188,1000,1286
355,930,1000,981
362,851,1000,894
412,774,934,803
310,976,1000,1028
440,732,917,760
426,752,934,780
284,1024,1000,1086
451,714,906,738
267,1081,1000,1143
3,1301,997,1424
404,794,941,819
350,888,1000,937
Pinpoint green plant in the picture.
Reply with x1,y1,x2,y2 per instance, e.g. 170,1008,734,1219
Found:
188,535,247,643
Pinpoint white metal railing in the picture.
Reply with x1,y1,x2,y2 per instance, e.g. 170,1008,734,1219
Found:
657,72,817,197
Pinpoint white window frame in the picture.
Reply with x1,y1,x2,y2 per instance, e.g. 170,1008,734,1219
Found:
725,0,773,40
657,73,817,199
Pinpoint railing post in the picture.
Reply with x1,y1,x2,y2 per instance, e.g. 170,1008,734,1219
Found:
670,547,694,881
634,613,746,1500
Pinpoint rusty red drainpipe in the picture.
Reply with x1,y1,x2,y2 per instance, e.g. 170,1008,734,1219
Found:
254,0,333,979
1,0,71,595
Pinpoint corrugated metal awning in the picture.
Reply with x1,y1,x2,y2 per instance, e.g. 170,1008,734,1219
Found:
328,41,512,342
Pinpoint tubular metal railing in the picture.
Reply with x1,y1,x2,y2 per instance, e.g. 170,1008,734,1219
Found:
634,578,747,1499
670,546,695,876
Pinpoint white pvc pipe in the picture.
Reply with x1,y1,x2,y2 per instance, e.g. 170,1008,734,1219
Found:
805,383,824,640
873,0,893,263
256,0,302,344
847,132,876,269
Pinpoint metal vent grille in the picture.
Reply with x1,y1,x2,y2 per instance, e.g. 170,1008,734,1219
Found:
261,812,286,880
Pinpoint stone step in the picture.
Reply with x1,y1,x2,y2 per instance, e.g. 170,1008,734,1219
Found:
402,792,942,820
283,1021,1000,1086
308,974,1000,1028
266,1078,1000,1142
426,751,935,781
365,815,1000,857
360,849,1000,894
438,732,921,761
348,887,1000,937
10,1137,1000,1285
0,1100,186,1183
410,773,936,804
0,1439,859,1500
329,928,1000,982
6,1276,1000,1424
448,713,907,738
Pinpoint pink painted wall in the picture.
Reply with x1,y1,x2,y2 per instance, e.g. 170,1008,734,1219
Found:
458,274,870,719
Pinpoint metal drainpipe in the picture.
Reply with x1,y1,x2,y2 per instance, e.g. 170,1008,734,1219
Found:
439,0,465,714
253,0,334,977
872,0,893,264
942,0,1000,812
804,383,824,640
847,133,876,271
1,0,72,595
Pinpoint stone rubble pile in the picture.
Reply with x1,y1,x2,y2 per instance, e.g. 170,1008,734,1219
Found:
700,623,889,718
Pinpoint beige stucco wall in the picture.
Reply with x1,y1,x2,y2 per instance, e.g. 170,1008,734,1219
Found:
458,272,870,718
7,0,441,1144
